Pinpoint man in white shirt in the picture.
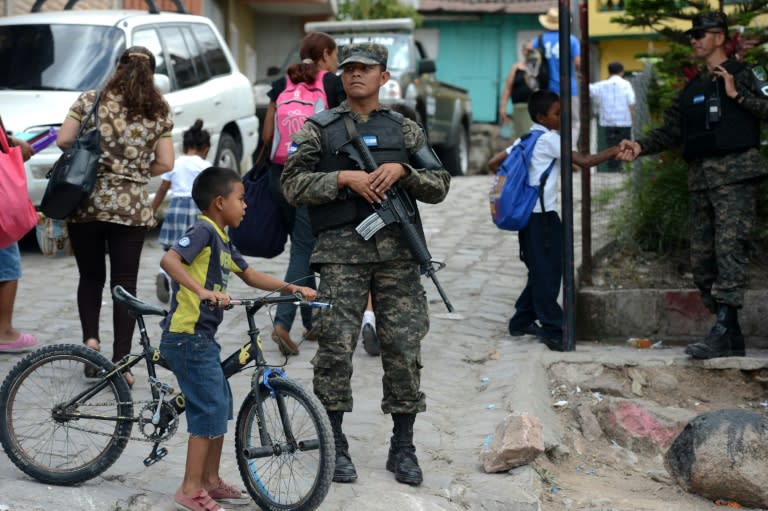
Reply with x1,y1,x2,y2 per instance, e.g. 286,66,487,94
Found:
589,62,636,172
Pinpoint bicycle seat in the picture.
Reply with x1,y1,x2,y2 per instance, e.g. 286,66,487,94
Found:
112,285,167,317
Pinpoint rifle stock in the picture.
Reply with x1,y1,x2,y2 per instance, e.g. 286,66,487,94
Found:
344,116,454,312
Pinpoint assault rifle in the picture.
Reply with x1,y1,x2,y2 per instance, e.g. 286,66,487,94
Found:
343,117,454,312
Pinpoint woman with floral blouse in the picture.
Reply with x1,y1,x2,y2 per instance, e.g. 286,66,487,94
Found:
57,46,174,386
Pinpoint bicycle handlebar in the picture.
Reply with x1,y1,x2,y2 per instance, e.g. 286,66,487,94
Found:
205,293,332,310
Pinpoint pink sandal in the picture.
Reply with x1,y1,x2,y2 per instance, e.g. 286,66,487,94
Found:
208,479,250,504
0,332,38,353
175,489,226,511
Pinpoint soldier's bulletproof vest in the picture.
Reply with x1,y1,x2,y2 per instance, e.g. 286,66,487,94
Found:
680,60,760,160
306,110,410,235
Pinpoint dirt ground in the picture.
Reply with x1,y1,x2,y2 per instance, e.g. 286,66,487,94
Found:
535,246,768,510
532,350,768,511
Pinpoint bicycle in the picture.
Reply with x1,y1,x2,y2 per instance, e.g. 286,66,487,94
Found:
0,285,335,511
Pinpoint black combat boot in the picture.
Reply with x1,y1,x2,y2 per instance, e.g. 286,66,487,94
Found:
327,411,357,483
731,319,746,357
685,304,738,359
386,413,423,486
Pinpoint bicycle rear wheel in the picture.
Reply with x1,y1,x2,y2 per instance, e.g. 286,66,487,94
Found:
0,344,133,485
235,375,334,511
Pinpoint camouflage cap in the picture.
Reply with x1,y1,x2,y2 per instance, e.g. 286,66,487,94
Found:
338,42,388,69
686,11,728,35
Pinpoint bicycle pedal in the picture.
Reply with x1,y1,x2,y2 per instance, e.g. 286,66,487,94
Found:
143,447,168,466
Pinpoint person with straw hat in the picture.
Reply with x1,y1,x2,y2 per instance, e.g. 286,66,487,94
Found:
533,7,582,147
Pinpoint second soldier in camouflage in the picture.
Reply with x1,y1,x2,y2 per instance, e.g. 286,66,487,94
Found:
619,12,768,359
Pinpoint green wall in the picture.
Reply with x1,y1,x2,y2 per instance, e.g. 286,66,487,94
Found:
425,14,539,123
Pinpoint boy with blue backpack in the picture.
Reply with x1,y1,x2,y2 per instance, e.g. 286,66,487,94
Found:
488,90,619,351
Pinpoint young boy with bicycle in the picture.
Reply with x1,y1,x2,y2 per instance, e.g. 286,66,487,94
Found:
159,166,316,511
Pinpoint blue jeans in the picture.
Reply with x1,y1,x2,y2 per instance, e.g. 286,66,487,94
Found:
275,206,316,331
159,332,233,437
0,243,21,282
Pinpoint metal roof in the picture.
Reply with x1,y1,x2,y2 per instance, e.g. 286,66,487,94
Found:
419,0,553,14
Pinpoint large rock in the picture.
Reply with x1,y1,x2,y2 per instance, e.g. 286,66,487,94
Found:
594,397,694,455
664,408,768,509
480,412,544,473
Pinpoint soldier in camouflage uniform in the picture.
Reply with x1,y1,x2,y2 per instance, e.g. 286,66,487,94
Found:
281,42,450,486
619,12,768,359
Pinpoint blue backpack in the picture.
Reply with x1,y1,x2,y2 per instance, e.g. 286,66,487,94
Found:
489,130,555,231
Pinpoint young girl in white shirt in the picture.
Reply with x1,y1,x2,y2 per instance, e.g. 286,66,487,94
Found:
152,119,211,302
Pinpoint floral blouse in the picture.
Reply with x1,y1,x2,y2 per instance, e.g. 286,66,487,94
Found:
66,89,173,227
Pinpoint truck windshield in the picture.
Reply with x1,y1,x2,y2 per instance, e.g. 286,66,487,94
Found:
334,34,410,72
0,24,125,91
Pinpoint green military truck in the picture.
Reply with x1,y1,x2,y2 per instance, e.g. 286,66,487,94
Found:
258,18,472,176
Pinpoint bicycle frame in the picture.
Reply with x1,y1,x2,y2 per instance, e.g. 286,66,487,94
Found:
59,287,322,465
1,285,335,508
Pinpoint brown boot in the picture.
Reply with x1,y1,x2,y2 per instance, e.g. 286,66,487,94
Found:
271,325,299,355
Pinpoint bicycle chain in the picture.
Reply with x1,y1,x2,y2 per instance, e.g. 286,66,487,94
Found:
59,399,178,443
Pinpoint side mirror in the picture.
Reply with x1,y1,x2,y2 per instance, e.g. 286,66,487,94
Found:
267,66,280,77
154,74,171,94
418,59,436,75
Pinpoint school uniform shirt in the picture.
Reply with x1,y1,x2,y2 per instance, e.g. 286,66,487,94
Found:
162,154,210,197
508,123,561,213
161,216,249,338
588,75,636,128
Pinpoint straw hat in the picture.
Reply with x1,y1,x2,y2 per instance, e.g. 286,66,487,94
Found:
539,7,559,31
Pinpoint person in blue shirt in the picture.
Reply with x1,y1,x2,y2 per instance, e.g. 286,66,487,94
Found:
159,166,315,511
533,7,582,148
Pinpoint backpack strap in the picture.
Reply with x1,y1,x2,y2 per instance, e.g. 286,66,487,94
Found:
525,128,554,214
537,159,556,213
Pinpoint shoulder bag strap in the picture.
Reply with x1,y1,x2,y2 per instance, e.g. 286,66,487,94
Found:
76,92,101,139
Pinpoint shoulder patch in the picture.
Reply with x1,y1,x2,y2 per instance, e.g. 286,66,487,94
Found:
178,236,191,247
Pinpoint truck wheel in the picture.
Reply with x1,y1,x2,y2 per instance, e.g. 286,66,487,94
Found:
441,128,469,176
215,133,242,174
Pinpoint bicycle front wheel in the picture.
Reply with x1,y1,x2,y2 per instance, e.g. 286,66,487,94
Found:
0,344,133,485
235,376,334,511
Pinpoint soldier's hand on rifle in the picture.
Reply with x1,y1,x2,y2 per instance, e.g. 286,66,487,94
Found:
339,170,385,204
368,162,407,197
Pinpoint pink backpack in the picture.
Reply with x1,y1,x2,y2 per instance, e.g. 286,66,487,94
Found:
270,70,328,165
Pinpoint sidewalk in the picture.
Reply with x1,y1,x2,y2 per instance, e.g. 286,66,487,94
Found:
0,173,728,511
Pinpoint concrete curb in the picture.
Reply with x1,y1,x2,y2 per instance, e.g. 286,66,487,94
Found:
577,288,768,348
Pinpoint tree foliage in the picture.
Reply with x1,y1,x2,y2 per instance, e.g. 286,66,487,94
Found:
612,0,768,46
337,0,422,26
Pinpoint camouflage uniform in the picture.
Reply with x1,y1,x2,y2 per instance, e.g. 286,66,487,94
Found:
637,60,768,309
281,101,450,414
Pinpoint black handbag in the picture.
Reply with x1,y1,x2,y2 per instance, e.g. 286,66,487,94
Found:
40,94,101,220
229,151,289,259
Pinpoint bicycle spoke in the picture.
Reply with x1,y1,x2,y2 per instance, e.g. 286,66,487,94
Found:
0,345,133,485
235,377,333,511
